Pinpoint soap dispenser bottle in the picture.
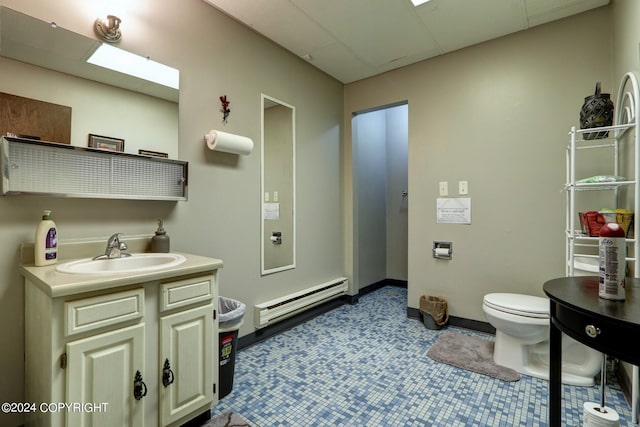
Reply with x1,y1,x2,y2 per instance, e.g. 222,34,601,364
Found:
35,210,58,266
151,219,170,253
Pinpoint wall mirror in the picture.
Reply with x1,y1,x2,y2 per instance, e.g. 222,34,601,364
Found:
261,94,295,275
0,7,179,158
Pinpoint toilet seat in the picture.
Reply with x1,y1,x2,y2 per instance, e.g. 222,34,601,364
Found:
483,293,549,319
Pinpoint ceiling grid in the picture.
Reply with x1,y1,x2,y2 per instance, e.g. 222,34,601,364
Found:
203,0,609,83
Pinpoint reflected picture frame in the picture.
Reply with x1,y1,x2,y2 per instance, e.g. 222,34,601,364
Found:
88,133,124,152
138,149,168,158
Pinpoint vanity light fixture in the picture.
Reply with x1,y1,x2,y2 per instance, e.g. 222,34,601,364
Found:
94,14,122,43
87,43,180,89
410,0,432,6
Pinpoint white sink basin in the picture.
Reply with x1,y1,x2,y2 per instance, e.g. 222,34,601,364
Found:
56,253,187,274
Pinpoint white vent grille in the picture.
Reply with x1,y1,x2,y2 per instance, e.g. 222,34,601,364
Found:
1,137,187,200
254,278,348,329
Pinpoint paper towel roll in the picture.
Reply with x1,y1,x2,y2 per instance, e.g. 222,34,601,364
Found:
204,130,254,155
583,402,620,427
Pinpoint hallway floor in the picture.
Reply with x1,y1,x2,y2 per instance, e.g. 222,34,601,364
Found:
210,286,633,426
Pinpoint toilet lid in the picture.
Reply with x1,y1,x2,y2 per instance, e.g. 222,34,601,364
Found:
483,293,549,318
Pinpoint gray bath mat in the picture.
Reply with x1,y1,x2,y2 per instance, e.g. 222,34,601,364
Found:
202,411,252,427
427,332,520,382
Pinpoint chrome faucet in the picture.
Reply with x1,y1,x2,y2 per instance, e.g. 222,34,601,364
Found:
93,233,131,260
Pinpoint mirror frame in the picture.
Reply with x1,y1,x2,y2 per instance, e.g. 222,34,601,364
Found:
261,94,296,275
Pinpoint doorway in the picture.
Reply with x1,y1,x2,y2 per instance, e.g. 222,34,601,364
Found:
352,102,408,292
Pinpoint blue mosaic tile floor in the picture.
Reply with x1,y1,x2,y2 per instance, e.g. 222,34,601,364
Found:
211,286,633,426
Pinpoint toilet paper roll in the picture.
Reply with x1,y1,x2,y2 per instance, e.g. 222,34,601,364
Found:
204,130,254,155
583,402,620,427
434,248,450,257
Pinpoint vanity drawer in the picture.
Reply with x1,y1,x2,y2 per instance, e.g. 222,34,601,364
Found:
160,275,214,312
64,288,144,337
554,302,640,366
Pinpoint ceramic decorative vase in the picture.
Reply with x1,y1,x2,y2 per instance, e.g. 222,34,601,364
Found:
580,82,614,140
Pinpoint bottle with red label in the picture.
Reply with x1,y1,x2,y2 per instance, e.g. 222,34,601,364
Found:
598,222,626,300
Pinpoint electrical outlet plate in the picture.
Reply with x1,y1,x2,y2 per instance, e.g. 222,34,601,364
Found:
439,181,448,196
458,181,468,195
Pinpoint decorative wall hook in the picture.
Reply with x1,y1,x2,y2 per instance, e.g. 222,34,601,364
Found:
219,95,230,124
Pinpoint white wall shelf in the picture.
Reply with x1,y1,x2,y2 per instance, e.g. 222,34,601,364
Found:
1,136,188,201
566,74,639,277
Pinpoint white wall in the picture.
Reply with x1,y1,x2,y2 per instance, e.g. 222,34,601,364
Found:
385,105,408,281
352,104,409,290
0,1,344,425
353,110,387,288
344,6,614,320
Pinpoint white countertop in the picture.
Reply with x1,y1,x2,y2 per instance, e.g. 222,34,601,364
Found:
21,252,224,298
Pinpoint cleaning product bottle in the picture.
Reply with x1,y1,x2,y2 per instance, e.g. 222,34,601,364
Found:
598,222,626,300
151,219,170,253
34,210,58,266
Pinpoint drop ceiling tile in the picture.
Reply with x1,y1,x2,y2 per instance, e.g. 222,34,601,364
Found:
525,0,609,27
372,48,442,76
203,0,334,56
292,0,440,68
203,0,612,83
415,0,528,53
304,41,377,83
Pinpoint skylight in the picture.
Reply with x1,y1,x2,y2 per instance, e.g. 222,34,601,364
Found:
87,43,179,90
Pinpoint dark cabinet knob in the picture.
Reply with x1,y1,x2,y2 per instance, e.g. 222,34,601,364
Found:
133,370,148,400
585,324,601,338
162,358,175,388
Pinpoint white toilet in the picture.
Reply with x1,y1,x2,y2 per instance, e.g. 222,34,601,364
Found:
482,293,602,386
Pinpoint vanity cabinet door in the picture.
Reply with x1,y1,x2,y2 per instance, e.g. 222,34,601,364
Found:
66,323,145,427
159,304,213,426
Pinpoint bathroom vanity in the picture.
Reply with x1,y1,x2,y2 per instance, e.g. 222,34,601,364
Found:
20,241,223,427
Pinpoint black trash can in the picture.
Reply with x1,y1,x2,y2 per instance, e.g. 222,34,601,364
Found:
218,296,246,399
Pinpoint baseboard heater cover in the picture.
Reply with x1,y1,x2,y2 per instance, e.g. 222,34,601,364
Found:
254,278,348,329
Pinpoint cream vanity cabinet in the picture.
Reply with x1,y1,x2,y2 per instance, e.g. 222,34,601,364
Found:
21,253,222,427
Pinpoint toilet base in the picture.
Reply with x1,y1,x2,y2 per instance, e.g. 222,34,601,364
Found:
493,331,600,386
521,364,597,386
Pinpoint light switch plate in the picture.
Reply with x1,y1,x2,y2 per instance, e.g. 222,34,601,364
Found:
458,181,468,195
439,181,448,196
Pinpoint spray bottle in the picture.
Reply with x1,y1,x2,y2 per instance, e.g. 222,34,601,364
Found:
598,222,626,300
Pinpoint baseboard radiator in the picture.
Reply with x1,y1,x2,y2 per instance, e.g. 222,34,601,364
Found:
254,277,349,329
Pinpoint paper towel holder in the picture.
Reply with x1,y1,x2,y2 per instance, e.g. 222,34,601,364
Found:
433,241,452,260
204,130,254,155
